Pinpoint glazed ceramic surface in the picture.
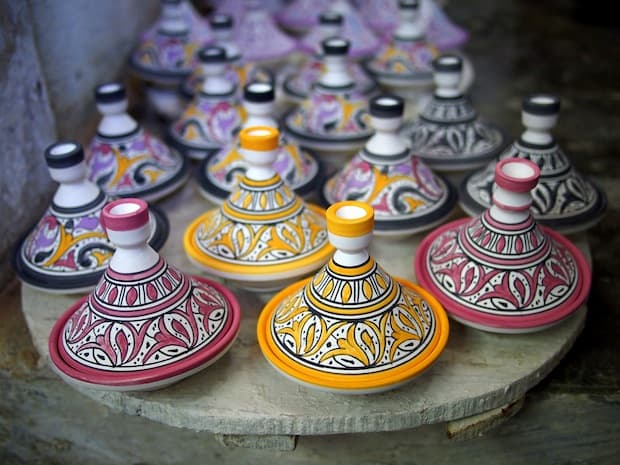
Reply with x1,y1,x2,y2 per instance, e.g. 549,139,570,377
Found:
198,82,321,204
282,11,377,101
87,83,188,202
13,143,168,294
415,158,591,333
257,200,449,394
48,198,241,391
364,0,438,89
169,46,245,160
284,38,373,153
401,54,505,171
322,95,455,235
460,95,607,233
276,0,330,32
299,0,380,60
129,0,210,85
185,127,333,291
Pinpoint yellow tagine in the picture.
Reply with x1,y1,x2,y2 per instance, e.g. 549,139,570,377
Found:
184,126,333,291
257,201,449,394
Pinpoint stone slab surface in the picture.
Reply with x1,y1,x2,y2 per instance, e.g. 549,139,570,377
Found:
21,183,590,437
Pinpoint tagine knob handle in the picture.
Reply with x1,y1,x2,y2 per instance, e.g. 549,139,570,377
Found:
318,11,343,40
94,82,138,136
491,158,541,224
238,126,280,180
159,0,188,35
320,37,352,88
396,0,424,39
243,82,276,127
521,94,561,146
45,141,87,182
366,95,408,156
432,54,463,98
326,201,375,267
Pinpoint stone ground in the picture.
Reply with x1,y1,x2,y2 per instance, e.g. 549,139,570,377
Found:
1,0,619,463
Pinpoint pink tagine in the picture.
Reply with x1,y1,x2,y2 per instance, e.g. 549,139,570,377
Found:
414,158,591,333
48,198,241,391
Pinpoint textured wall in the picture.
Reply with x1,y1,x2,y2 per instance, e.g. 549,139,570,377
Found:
0,0,158,290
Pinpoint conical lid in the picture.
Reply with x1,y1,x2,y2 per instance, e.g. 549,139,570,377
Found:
184,127,333,291
257,200,449,394
364,0,438,88
282,12,377,101
284,38,373,153
169,46,245,160
415,158,591,333
423,0,468,51
13,143,168,294
360,0,399,33
299,0,380,60
87,83,188,202
401,54,506,171
460,95,607,233
129,0,211,84
276,0,330,32
180,14,275,100
322,95,456,235
233,0,296,63
48,198,241,391
198,82,322,204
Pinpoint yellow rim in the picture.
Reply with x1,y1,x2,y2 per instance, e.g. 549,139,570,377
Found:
183,204,334,276
326,201,375,238
239,126,279,151
257,277,450,391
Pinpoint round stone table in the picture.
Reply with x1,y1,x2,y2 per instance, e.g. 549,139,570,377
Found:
21,183,589,450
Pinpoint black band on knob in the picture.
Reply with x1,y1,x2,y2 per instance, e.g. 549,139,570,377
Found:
432,54,463,72
198,46,227,63
370,95,405,118
210,13,233,29
321,37,350,56
522,94,561,115
399,0,420,9
95,82,126,104
45,142,85,169
319,11,343,25
244,82,275,103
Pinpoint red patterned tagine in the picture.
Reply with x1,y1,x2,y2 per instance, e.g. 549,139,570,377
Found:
198,82,321,204
415,158,591,333
184,126,333,292
169,46,245,160
282,11,377,103
322,94,456,236
13,142,168,294
180,13,274,101
87,82,188,202
257,200,449,394
48,198,241,391
400,54,505,172
460,95,607,234
284,38,373,155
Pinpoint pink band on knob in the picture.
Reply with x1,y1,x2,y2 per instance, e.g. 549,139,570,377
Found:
102,198,149,232
495,158,540,193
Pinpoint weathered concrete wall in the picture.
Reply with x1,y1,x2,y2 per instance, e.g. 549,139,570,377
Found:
0,0,158,290
29,0,159,140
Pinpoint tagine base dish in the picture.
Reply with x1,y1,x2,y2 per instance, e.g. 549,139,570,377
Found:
21,184,590,441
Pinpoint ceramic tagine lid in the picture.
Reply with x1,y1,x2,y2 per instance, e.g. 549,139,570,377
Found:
169,46,245,160
284,38,373,154
364,0,438,90
48,198,241,391
198,82,322,204
460,95,607,233
422,0,468,51
322,95,456,236
276,0,330,33
400,54,506,171
232,0,297,65
184,127,333,291
299,0,380,61
282,11,377,102
87,83,188,202
129,0,210,85
180,13,274,100
257,200,449,394
359,0,399,36
415,158,591,333
13,143,169,294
